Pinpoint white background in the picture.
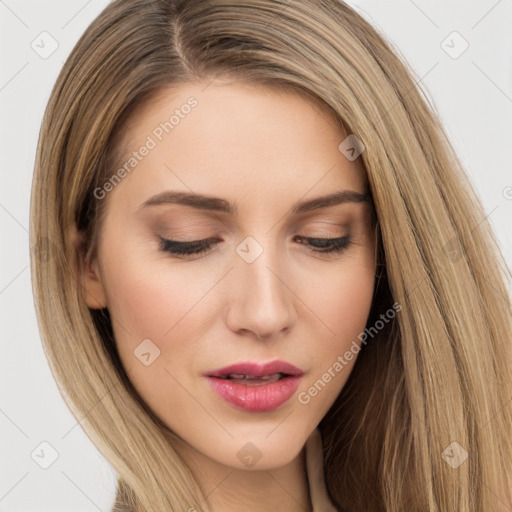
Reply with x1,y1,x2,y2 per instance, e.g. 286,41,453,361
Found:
1,1,511,510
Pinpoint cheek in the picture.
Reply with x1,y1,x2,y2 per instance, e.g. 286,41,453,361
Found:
102,257,211,422
296,258,375,411
309,252,376,349
324,268,374,340
105,231,216,323
101,252,211,375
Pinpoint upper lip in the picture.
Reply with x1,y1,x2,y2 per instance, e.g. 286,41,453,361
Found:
204,359,304,378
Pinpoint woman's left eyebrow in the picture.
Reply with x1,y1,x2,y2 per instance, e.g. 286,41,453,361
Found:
137,189,371,216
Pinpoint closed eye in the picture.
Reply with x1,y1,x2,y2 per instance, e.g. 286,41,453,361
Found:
157,234,352,257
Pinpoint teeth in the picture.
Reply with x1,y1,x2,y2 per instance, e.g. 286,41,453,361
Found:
222,373,284,380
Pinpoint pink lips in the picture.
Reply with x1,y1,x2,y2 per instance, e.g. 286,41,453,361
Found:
204,360,304,412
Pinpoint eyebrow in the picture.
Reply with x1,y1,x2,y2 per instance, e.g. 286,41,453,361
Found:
137,189,372,216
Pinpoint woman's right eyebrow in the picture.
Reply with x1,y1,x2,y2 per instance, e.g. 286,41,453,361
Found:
137,189,371,216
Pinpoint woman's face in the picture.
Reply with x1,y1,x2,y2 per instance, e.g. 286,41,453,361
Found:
80,80,376,471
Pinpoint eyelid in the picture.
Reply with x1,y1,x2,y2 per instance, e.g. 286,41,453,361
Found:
304,228,347,237
156,233,353,258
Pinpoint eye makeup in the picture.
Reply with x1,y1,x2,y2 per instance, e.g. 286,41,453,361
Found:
156,233,353,257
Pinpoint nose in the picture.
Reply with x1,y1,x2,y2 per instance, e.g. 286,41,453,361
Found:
224,238,296,340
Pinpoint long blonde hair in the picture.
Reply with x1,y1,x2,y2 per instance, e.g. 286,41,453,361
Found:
30,0,512,510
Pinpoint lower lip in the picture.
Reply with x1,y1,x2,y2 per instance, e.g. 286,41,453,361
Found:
206,375,302,412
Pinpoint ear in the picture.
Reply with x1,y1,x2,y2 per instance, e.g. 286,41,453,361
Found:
69,225,108,310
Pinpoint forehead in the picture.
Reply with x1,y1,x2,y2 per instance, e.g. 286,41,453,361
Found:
105,79,368,215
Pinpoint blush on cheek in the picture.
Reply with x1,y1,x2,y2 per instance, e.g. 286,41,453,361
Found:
107,254,197,328
318,270,375,339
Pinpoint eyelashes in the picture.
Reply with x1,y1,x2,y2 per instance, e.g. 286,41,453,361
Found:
157,234,353,258
158,237,217,256
296,235,352,254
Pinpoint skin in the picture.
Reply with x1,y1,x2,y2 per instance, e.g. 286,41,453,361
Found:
76,79,377,512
